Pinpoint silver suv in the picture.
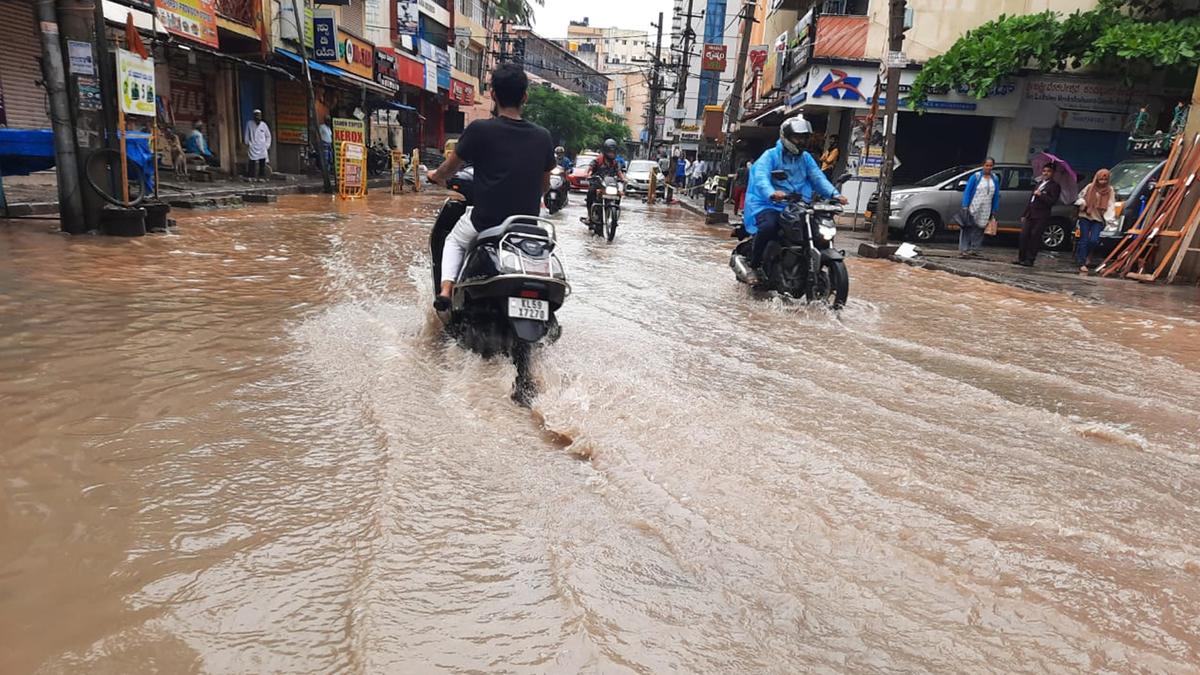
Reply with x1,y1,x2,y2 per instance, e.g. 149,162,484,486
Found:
874,164,1077,250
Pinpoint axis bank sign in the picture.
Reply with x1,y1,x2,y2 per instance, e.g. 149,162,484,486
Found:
804,66,1022,118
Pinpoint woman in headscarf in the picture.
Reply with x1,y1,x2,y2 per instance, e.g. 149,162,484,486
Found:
1074,168,1116,273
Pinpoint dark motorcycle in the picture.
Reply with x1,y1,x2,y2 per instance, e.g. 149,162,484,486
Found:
367,141,393,177
429,167,571,404
586,175,623,242
730,170,851,309
544,166,568,214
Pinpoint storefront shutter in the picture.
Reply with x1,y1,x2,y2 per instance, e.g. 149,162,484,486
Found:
0,1,51,129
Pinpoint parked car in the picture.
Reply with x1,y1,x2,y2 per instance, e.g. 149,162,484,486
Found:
869,164,1078,250
1100,157,1165,243
624,160,663,196
568,153,599,191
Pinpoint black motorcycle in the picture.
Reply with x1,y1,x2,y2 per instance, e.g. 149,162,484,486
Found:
430,167,571,404
585,175,623,242
730,170,851,309
367,141,393,177
544,166,568,214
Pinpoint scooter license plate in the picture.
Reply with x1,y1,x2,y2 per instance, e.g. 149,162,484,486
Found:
508,297,549,321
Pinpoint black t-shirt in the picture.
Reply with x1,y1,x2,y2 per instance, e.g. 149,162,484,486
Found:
454,116,555,231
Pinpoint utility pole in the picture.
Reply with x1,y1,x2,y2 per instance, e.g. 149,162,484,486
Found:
676,0,700,110
724,0,756,173
872,0,908,247
35,0,85,233
646,12,664,158
290,0,332,193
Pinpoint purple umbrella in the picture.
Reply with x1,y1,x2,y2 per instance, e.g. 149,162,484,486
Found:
1031,152,1079,204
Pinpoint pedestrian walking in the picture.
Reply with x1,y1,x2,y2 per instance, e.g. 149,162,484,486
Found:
318,117,334,174
732,160,750,215
243,109,272,182
674,155,686,187
1073,168,1116,273
959,158,1000,257
1016,162,1062,266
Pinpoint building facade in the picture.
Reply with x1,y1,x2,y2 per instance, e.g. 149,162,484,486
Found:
515,29,610,105
565,19,653,149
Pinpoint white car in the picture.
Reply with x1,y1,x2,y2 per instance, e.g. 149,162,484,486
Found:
624,160,663,196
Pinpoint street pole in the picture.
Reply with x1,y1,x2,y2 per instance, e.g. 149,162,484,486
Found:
35,0,85,234
646,12,663,158
872,0,907,246
676,0,696,109
725,1,755,174
290,0,332,193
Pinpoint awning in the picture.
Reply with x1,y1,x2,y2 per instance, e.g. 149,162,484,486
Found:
376,100,418,112
275,49,344,78
751,105,786,124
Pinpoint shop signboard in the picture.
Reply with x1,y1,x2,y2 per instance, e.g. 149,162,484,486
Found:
313,12,337,61
397,51,425,88
276,80,309,145
154,0,218,48
333,117,365,171
701,44,726,72
116,49,156,117
416,0,450,27
804,65,1022,118
423,58,438,93
760,32,787,97
783,9,813,79
749,45,767,75
1058,109,1129,132
449,79,474,105
376,48,400,90
338,31,376,80
396,0,419,36
437,66,450,91
1025,75,1140,114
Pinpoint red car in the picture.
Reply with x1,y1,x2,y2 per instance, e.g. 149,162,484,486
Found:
568,154,598,191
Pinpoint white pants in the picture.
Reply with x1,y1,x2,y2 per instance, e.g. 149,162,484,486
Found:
441,207,478,286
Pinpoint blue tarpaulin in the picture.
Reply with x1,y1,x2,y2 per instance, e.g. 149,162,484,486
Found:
275,48,348,78
0,129,56,176
124,132,155,195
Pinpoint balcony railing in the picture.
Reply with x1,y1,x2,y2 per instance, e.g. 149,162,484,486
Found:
812,14,868,60
215,0,257,27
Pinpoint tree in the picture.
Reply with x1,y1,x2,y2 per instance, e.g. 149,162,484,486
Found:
909,0,1200,108
523,85,632,154
492,0,543,26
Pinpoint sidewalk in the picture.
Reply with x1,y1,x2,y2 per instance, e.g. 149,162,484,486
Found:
669,194,1199,315
2,169,391,216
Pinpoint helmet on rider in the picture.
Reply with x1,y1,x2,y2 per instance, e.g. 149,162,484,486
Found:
779,116,814,155
602,138,618,160
554,145,565,158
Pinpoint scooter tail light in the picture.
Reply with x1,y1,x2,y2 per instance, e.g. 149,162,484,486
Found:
519,290,541,299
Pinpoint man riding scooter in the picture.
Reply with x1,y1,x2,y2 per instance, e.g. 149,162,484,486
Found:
554,146,573,172
583,139,626,224
742,116,848,282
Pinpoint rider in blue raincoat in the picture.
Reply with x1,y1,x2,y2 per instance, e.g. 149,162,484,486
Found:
744,116,847,269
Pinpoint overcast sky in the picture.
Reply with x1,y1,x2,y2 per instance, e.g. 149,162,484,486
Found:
531,0,677,42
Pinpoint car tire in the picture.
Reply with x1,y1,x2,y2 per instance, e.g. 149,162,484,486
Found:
1043,218,1073,251
905,210,941,242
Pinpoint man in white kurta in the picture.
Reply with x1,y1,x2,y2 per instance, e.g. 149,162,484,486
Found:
243,109,272,180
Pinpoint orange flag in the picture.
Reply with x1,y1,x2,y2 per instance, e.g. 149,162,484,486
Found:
125,12,149,59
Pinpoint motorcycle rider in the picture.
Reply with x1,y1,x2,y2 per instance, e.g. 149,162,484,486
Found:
584,138,626,223
428,63,556,310
743,115,848,275
554,146,573,172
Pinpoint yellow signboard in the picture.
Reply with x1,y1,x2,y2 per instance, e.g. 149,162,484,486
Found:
117,49,156,117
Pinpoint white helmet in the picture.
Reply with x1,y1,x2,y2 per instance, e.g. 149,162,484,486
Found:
780,115,814,154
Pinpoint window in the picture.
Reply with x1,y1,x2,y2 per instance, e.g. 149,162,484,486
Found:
456,46,482,78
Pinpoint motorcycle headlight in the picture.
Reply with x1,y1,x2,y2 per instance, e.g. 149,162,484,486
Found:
819,224,838,241
605,187,619,196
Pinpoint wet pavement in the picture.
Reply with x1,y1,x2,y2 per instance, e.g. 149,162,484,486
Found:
2,191,1200,673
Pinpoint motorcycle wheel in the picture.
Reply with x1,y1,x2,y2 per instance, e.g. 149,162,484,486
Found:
817,259,850,310
606,209,618,242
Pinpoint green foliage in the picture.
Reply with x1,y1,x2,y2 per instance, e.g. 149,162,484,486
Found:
523,85,632,154
908,1,1200,109
491,0,543,25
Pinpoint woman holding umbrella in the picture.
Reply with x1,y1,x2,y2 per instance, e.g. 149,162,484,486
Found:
1017,160,1065,266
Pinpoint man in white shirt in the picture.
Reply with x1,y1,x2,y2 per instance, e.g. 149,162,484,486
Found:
243,109,272,181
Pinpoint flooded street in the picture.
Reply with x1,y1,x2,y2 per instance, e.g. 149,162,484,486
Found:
3,192,1200,673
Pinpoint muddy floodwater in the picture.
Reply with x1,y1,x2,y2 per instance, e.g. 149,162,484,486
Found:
2,192,1200,674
